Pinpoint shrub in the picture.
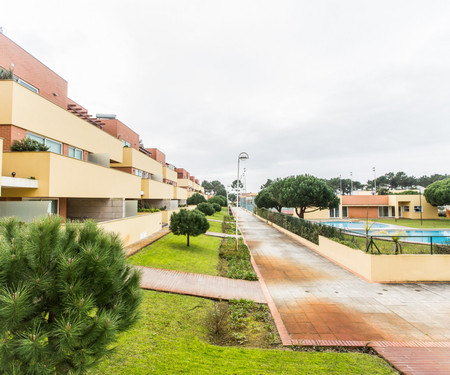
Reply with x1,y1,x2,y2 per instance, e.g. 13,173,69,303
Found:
0,217,142,374
212,203,222,213
197,202,215,216
187,193,206,205
10,138,49,152
218,238,257,281
208,195,227,207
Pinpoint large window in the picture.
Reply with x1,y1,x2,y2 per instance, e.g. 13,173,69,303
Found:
378,206,389,217
27,133,62,154
329,207,340,218
414,206,422,212
403,205,410,212
342,206,348,218
69,146,83,160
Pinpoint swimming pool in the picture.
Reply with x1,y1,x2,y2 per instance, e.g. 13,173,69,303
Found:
318,221,450,244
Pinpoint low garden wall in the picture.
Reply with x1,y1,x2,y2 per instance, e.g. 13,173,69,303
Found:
99,212,162,246
254,212,450,282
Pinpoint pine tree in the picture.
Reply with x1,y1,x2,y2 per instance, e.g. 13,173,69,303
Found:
170,209,210,246
0,216,142,374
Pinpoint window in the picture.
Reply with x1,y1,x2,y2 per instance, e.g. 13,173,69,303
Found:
391,206,395,217
69,146,83,160
414,206,422,212
134,169,144,178
122,139,131,147
329,207,340,218
378,206,389,217
16,78,39,94
27,133,62,154
403,206,410,212
342,206,348,218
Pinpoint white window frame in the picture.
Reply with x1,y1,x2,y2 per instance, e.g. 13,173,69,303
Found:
69,146,83,160
27,132,62,154
414,206,422,213
403,205,410,212
17,78,39,94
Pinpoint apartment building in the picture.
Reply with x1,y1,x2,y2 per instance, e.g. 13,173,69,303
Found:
0,32,204,244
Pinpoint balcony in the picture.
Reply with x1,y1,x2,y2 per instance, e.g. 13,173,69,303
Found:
1,152,141,198
178,178,193,189
111,147,163,176
0,81,123,162
174,186,188,200
163,166,177,183
141,179,174,200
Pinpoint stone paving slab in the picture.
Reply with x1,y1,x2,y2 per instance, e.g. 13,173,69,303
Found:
235,209,450,374
137,265,266,303
205,231,241,238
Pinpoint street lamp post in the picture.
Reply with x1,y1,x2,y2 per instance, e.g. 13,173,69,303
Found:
350,172,353,195
236,152,249,250
373,167,376,195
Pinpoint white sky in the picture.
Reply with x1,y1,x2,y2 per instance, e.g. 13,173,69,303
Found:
2,0,449,191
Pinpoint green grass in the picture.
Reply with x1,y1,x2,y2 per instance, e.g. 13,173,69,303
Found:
210,208,232,221
372,218,450,228
91,291,396,375
207,220,223,233
128,233,222,275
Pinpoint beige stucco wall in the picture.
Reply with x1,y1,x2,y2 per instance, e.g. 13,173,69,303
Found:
0,138,3,195
2,152,141,198
141,179,174,199
388,194,438,219
0,81,123,162
178,178,193,188
98,212,162,246
174,186,188,200
163,166,177,183
111,147,163,176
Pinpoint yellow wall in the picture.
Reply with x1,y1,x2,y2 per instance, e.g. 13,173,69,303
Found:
0,138,3,195
389,194,438,219
163,166,177,183
161,208,181,224
2,152,141,198
141,179,174,199
0,81,123,162
174,186,188,200
111,147,163,176
303,208,333,220
193,182,202,191
99,212,162,246
178,178,193,188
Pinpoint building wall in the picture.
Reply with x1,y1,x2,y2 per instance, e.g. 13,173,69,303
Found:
111,147,163,176
0,33,68,108
388,194,438,219
348,206,379,218
147,148,166,164
67,198,124,221
101,119,140,150
0,125,26,151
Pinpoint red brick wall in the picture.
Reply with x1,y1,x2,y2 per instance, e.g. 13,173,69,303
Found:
0,33,68,108
348,206,379,218
112,166,133,174
176,168,190,179
0,125,27,151
101,119,140,150
146,148,166,164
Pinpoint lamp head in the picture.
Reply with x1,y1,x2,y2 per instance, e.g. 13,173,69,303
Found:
238,152,249,161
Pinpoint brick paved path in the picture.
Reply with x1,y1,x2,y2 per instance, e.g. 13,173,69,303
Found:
137,265,266,303
236,209,450,374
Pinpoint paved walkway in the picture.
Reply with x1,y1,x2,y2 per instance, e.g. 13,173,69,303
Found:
205,231,241,238
236,209,450,374
137,265,266,303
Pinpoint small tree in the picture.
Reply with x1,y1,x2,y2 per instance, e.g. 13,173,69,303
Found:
170,209,210,246
0,217,142,374
254,188,282,212
424,178,450,206
197,202,215,216
212,203,222,212
10,138,50,152
208,195,227,207
187,193,206,205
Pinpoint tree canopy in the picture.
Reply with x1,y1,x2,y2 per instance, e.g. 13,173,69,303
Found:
254,187,282,212
208,195,227,207
169,209,210,246
196,202,215,216
0,217,142,374
424,178,450,206
186,193,206,205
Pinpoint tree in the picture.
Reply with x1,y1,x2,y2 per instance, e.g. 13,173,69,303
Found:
424,178,450,206
0,217,142,374
212,203,222,213
231,180,244,189
254,188,282,212
260,179,273,190
197,202,215,216
170,209,210,246
280,175,340,218
187,193,206,205
228,193,237,203
201,180,214,194
208,195,227,207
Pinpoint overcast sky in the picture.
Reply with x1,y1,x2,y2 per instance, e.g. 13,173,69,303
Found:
2,1,449,191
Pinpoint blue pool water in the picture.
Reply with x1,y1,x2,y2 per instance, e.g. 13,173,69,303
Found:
319,221,450,244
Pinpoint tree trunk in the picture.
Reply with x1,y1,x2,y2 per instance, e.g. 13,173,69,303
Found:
295,207,305,219
187,234,190,247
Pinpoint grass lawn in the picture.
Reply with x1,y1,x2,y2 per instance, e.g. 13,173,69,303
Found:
372,218,450,229
91,291,396,375
128,233,222,275
210,207,232,221
207,220,223,233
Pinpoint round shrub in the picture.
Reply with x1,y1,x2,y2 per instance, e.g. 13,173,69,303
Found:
212,203,221,212
197,202,215,216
